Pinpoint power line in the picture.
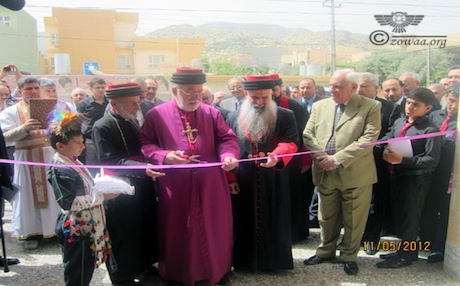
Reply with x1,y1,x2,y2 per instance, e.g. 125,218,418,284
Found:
23,4,460,17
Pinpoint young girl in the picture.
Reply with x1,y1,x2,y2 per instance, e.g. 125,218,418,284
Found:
47,111,117,286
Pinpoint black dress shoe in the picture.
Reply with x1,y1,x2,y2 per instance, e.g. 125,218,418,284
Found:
303,255,339,265
376,257,412,268
364,241,379,255
379,252,398,259
0,257,20,267
141,265,159,277
427,252,444,263
343,261,358,275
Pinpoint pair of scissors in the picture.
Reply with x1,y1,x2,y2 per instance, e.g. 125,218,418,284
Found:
177,151,201,162
188,155,201,163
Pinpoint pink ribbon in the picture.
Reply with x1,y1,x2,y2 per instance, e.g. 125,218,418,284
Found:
0,130,455,170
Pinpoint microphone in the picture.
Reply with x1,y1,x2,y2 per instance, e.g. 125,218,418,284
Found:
0,0,26,11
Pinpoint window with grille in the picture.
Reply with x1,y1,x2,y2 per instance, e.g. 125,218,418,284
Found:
148,55,165,69
51,33,60,46
0,16,11,27
117,56,131,69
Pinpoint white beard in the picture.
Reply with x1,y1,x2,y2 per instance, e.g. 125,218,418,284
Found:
176,95,200,112
237,99,277,143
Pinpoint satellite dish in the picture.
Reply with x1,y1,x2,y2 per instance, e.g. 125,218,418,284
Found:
88,65,105,76
0,0,26,11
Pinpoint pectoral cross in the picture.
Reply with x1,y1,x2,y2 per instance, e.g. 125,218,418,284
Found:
182,122,198,144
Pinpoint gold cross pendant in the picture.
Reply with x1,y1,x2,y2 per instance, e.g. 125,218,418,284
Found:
182,122,198,144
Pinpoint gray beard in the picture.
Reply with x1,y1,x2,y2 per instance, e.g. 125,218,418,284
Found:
237,100,277,144
115,106,137,122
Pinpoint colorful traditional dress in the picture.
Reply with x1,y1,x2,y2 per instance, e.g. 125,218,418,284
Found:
47,152,111,285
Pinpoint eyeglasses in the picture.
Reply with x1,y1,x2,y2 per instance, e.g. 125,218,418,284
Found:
178,88,202,97
229,86,243,91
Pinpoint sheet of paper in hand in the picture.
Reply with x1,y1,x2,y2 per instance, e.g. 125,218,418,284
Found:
93,176,135,195
29,98,57,129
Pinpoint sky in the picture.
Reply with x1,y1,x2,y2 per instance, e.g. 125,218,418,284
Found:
21,0,460,36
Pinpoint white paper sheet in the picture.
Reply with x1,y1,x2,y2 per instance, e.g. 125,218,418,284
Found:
388,139,413,158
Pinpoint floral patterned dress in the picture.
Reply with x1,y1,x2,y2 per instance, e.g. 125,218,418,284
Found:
47,152,111,266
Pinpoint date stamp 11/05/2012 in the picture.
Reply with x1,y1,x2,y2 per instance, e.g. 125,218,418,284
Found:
363,241,431,252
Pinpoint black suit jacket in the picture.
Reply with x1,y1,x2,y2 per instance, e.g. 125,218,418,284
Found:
302,96,322,123
428,109,457,169
0,128,13,190
398,97,407,117
429,99,442,115
375,97,401,139
1,127,14,217
215,106,230,120
141,100,155,116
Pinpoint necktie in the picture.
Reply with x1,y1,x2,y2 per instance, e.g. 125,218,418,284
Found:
440,115,451,132
398,120,413,137
326,104,345,155
235,100,242,111
305,102,311,114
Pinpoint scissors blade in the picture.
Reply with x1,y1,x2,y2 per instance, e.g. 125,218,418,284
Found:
189,155,201,163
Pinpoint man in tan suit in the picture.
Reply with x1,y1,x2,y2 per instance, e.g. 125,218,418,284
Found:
302,69,381,275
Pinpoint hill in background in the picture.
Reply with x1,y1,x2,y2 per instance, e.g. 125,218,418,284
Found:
145,22,373,60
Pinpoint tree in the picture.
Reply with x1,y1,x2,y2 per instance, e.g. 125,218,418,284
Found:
201,57,270,75
357,48,455,85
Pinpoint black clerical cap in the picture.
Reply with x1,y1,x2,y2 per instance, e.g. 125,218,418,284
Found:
243,75,275,90
171,67,206,85
105,83,142,98
0,0,25,11
269,74,283,86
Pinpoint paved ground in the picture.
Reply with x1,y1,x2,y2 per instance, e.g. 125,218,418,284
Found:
1,202,459,286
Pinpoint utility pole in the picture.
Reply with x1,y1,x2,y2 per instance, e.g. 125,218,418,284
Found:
323,0,341,74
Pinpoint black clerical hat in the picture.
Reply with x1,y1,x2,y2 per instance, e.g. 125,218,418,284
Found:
106,83,142,98
243,75,275,90
269,74,283,86
171,67,206,85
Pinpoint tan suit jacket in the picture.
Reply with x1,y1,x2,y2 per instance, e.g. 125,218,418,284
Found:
303,93,381,189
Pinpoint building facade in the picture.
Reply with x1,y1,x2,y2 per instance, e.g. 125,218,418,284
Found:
43,7,205,76
0,7,40,74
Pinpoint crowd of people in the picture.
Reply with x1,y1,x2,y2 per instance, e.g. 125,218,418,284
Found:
0,63,458,285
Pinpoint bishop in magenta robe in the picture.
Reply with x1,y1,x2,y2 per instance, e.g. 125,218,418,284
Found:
140,68,239,286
